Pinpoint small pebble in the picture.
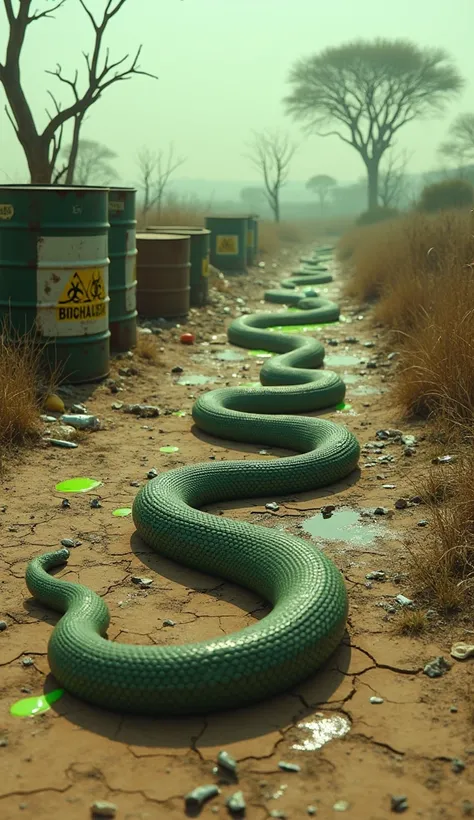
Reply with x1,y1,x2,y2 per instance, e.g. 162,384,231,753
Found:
450,705,458,713
90,498,102,509
452,758,465,773
366,571,386,581
0,737,8,747
269,812,287,819
0,621,7,632
131,577,153,588
395,594,413,607
226,790,246,814
21,657,34,667
90,801,117,817
369,696,384,704
278,761,301,772
374,507,388,515
61,499,71,509
147,468,159,479
265,502,280,512
394,498,408,510
61,538,81,548
163,619,176,627
417,520,429,527
390,795,408,813
217,749,238,774
307,808,317,816
333,800,350,812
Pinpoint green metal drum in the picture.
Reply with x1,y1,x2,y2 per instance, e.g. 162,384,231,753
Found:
205,215,248,274
0,185,110,383
246,214,259,266
108,188,137,352
146,225,210,306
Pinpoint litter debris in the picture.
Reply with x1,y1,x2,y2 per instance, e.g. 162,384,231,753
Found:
180,332,195,344
226,791,246,814
56,477,102,493
185,785,220,812
61,414,101,430
431,455,456,464
452,758,465,774
160,446,179,453
60,538,81,548
450,642,474,660
395,594,414,607
278,761,301,772
10,688,64,717
333,800,350,812
366,571,386,581
131,577,153,588
217,749,238,775
423,656,451,678
369,696,384,704
265,502,280,512
47,438,78,449
90,801,117,818
90,498,102,509
163,619,176,627
44,394,65,413
390,795,408,813
121,404,160,418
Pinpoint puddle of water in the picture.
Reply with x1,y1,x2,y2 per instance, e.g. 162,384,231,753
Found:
55,478,102,493
10,688,64,717
302,507,386,546
112,508,132,517
177,374,217,385
324,354,361,367
292,715,351,751
214,349,246,362
160,446,179,453
340,373,359,384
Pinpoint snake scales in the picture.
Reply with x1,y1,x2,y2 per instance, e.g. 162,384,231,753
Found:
26,254,360,716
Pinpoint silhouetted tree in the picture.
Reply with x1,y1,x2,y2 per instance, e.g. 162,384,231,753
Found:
0,0,156,183
285,39,463,211
378,148,411,208
439,113,474,167
60,139,117,185
246,130,296,222
306,174,337,213
137,144,186,219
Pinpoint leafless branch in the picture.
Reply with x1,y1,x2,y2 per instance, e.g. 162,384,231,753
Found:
28,0,66,23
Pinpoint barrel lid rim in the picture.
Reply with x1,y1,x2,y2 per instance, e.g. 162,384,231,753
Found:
205,213,256,219
146,226,210,234
0,184,109,192
136,232,190,240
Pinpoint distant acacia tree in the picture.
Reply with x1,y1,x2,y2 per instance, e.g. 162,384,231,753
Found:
137,144,186,220
0,0,156,184
306,174,337,213
60,139,117,185
285,39,463,211
246,130,296,222
439,113,474,167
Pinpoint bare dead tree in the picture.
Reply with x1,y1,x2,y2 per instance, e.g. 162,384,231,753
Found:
0,1,157,184
60,138,117,185
378,148,412,208
246,130,296,222
137,144,186,221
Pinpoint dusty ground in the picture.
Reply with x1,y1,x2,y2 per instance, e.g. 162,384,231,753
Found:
1,243,474,820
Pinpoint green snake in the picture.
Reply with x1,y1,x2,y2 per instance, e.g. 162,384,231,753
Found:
26,257,360,716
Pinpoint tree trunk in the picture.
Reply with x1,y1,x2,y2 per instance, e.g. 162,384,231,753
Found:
274,194,280,223
366,160,379,211
28,139,53,183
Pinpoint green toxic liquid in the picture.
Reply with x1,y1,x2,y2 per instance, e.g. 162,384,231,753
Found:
10,688,64,717
172,411,186,417
55,478,102,493
160,446,179,454
112,508,132,517
335,402,352,411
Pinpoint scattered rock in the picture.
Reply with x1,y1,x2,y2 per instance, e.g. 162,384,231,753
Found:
417,519,429,527
409,495,423,504
390,795,408,813
452,758,465,774
0,621,7,632
185,785,220,812
307,808,317,816
147,468,159,479
217,750,238,775
226,791,246,814
395,594,414,607
90,498,102,509
265,502,280,512
432,454,456,464
333,800,350,812
394,498,408,510
369,696,384,704
163,619,176,627
61,538,81,548
366,571,386,581
21,657,34,667
374,507,389,516
122,404,160,418
171,365,184,374
131,577,153,588
91,802,117,818
321,505,336,518
61,499,71,509
423,656,451,678
278,761,301,772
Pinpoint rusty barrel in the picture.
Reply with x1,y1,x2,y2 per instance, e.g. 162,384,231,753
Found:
136,233,190,319
146,225,210,307
108,187,137,352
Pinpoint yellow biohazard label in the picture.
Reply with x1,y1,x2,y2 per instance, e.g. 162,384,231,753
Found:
109,200,125,212
0,204,14,220
216,234,238,255
247,229,254,247
202,254,209,278
56,268,106,322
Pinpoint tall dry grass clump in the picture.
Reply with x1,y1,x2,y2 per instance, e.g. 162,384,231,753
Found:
0,321,43,453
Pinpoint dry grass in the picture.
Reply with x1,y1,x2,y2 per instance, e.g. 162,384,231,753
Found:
135,332,160,363
0,322,44,459
393,608,428,635
338,208,474,611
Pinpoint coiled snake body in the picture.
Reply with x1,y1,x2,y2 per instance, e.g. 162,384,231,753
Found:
26,282,360,716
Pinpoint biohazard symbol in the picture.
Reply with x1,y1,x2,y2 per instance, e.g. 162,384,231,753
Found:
56,268,106,322
216,234,238,255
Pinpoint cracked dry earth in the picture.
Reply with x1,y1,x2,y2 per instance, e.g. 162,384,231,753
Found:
1,242,474,820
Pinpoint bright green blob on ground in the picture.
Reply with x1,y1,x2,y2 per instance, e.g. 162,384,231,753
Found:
112,508,132,517
270,324,328,334
160,446,179,454
335,402,352,411
55,478,102,493
248,350,274,357
10,688,64,717
172,410,186,417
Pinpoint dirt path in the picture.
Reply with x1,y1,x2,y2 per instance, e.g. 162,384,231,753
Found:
1,244,473,820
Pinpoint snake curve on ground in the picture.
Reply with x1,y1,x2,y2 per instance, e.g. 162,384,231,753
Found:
26,259,360,716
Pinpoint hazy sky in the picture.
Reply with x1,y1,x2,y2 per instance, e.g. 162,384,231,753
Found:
0,0,473,187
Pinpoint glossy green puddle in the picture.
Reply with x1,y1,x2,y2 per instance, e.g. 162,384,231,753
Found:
10,688,64,717
55,478,102,493
112,508,132,517
248,350,275,357
335,402,352,411
172,410,186,417
160,446,179,454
